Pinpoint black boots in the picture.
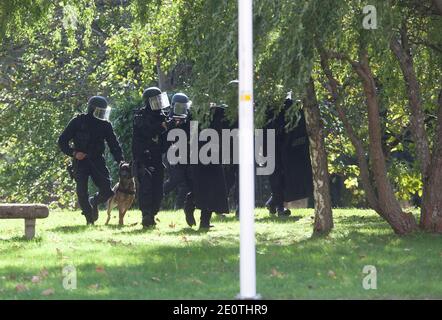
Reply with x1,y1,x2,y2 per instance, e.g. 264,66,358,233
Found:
276,206,291,217
184,192,196,227
265,196,277,215
142,214,156,228
200,210,213,230
86,196,99,225
266,195,291,217
83,211,94,225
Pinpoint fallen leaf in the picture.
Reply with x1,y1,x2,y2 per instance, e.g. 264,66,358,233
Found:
39,268,49,278
270,268,284,278
328,270,337,279
41,288,55,296
15,284,29,292
191,279,204,285
151,277,161,282
96,266,106,273
108,240,121,246
31,276,41,284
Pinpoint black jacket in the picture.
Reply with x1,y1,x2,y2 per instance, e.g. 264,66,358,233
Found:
58,113,123,163
132,108,168,164
191,112,229,213
280,110,313,201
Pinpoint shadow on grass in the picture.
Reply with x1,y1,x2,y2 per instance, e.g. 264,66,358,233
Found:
335,215,391,231
49,225,92,233
166,227,224,236
1,211,442,299
119,227,158,235
0,245,242,299
99,224,137,230
255,215,302,223
212,214,238,222
0,235,43,243
1,231,441,299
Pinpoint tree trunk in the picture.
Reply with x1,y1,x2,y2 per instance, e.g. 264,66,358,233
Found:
303,77,334,235
421,91,442,232
390,28,431,178
156,55,167,91
390,26,442,232
354,53,418,235
318,50,381,213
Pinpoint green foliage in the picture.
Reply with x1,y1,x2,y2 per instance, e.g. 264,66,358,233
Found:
0,0,52,40
105,92,141,180
0,0,441,209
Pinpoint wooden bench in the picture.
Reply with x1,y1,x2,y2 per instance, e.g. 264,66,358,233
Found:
0,204,49,239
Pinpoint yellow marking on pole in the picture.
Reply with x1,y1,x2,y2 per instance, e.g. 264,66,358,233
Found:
240,93,252,102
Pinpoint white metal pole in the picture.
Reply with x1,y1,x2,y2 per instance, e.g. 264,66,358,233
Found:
238,0,257,299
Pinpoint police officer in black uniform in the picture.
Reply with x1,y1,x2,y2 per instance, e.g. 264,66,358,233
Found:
264,94,292,217
132,87,169,228
58,96,124,225
165,93,196,226
182,97,230,230
264,92,313,216
163,93,192,210
222,80,240,217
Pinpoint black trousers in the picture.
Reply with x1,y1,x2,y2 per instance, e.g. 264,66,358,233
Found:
74,157,114,216
267,163,285,208
224,164,239,210
137,162,164,218
163,164,190,209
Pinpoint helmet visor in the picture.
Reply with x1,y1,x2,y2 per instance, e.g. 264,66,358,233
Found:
93,106,111,121
162,106,171,116
149,92,170,111
173,102,191,119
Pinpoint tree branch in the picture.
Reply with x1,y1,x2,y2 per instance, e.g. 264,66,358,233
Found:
390,26,432,178
318,47,381,212
409,39,442,54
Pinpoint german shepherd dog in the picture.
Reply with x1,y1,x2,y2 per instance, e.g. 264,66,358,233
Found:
106,162,136,225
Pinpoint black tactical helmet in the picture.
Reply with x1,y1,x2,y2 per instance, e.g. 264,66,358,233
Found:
142,87,162,109
171,93,191,119
172,92,189,105
223,79,239,110
87,96,108,114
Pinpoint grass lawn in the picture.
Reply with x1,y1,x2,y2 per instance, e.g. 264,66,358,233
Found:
0,208,441,299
